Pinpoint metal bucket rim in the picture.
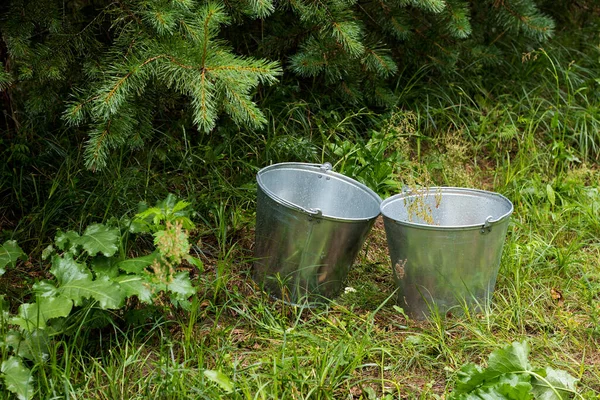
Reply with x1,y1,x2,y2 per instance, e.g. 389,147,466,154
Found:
257,162,382,222
380,186,513,231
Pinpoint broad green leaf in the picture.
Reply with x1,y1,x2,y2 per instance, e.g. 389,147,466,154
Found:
5,329,51,362
75,224,119,257
38,296,73,321
453,342,533,397
12,303,46,330
459,386,520,400
1,330,23,353
50,254,90,285
486,341,532,378
159,193,177,211
129,219,151,233
11,296,73,330
59,276,124,309
0,240,26,276
167,272,195,301
117,252,159,274
204,369,234,393
91,256,120,278
133,194,195,230
496,373,533,399
532,367,577,400
55,230,80,252
33,281,58,297
113,275,154,304
455,363,486,393
1,356,34,400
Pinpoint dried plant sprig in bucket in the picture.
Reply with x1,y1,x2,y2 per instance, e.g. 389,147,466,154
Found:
401,169,442,225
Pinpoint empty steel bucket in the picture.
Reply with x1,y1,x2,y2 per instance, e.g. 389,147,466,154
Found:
381,187,513,318
253,162,382,305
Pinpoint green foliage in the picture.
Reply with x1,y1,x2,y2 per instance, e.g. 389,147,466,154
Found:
0,241,26,276
1,0,281,171
0,195,200,399
0,0,561,172
0,357,33,400
57,1,281,170
327,110,416,196
132,193,195,233
450,342,578,399
204,369,235,394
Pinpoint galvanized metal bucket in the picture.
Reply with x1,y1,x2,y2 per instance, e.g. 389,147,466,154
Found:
253,162,382,305
380,187,513,318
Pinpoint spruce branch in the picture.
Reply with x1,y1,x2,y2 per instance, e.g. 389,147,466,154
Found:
329,20,365,56
190,70,217,132
409,0,447,14
245,0,276,18
491,0,554,40
388,15,413,40
362,46,398,77
444,0,471,39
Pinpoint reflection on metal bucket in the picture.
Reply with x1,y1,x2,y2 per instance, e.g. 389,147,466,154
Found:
380,187,513,319
253,162,382,306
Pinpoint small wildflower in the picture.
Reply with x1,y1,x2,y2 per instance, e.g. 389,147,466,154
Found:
344,286,357,294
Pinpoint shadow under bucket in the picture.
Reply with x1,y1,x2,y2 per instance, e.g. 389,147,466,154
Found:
253,162,381,306
380,187,513,319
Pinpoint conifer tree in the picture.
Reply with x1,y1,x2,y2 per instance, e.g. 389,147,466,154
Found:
1,0,281,170
1,0,563,170
245,0,556,105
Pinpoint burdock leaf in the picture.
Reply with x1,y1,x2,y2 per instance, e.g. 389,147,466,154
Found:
486,341,532,377
451,342,534,398
6,329,51,362
0,240,26,276
532,367,577,400
455,363,486,393
113,275,154,304
167,272,195,301
11,296,73,330
55,230,80,252
75,224,119,257
59,276,124,309
1,357,34,400
50,254,90,285
117,252,159,274
497,373,533,398
91,256,120,278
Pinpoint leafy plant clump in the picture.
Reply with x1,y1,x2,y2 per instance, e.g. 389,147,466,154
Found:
450,341,579,400
0,195,201,400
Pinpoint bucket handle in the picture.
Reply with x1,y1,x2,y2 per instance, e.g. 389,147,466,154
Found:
480,215,496,234
257,162,332,217
275,196,323,216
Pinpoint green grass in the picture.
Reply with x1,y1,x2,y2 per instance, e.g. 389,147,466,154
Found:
4,150,599,399
2,31,600,400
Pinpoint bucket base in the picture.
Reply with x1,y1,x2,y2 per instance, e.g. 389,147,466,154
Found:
397,289,492,319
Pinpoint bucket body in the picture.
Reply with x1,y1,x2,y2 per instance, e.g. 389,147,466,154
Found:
380,187,513,318
254,162,381,305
